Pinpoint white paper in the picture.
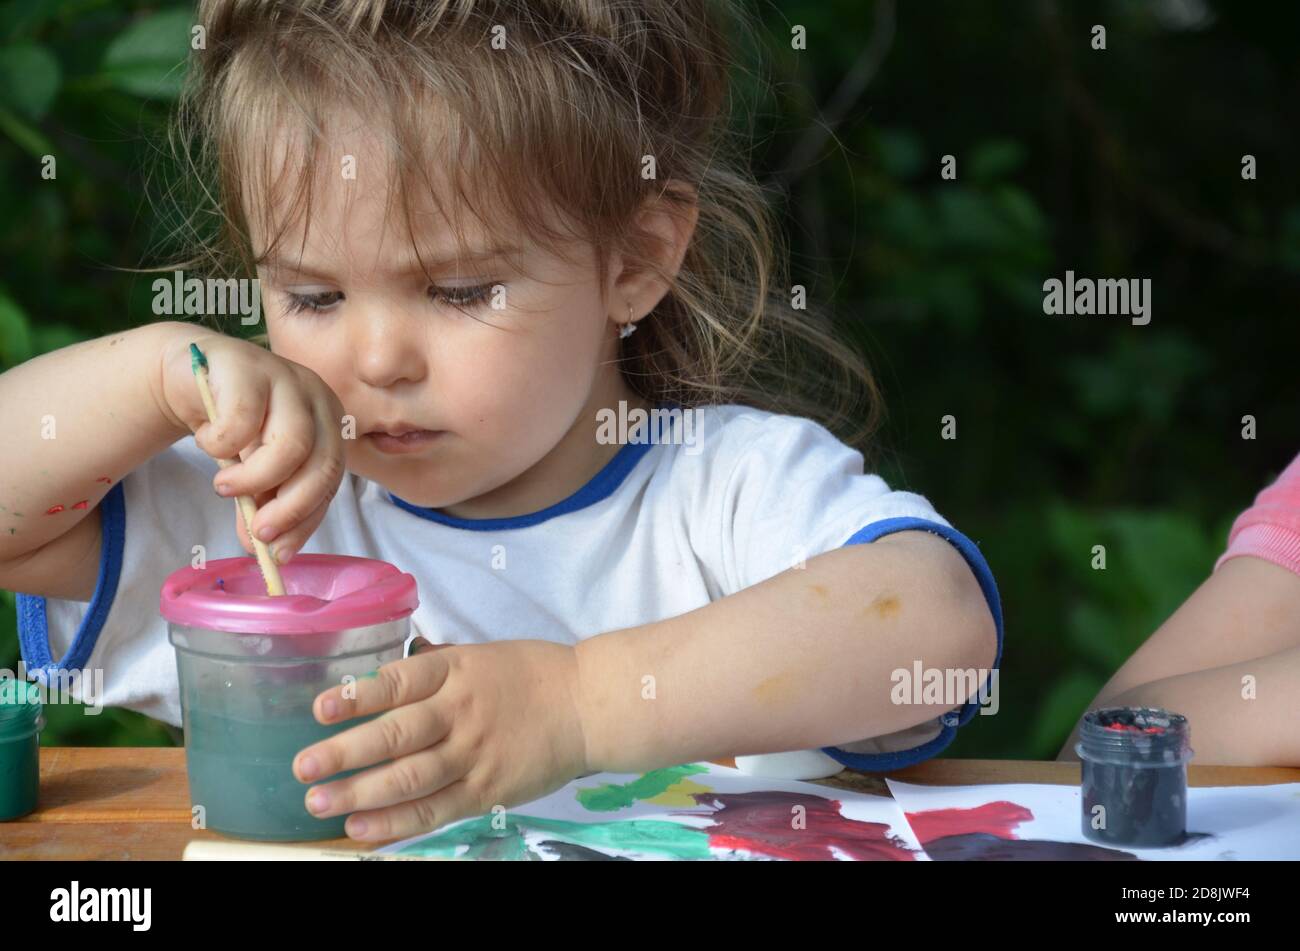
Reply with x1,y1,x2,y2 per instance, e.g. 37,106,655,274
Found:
886,779,1300,860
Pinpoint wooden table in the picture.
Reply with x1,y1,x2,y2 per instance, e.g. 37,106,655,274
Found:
3,748,1297,860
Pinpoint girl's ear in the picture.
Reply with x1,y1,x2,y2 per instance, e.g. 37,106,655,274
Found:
613,181,700,318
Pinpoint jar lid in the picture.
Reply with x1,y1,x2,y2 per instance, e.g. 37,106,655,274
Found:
0,677,42,722
159,554,419,634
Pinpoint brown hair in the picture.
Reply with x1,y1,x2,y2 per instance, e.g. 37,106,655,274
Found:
164,0,881,449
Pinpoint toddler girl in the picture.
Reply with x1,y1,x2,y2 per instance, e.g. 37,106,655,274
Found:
0,0,1000,841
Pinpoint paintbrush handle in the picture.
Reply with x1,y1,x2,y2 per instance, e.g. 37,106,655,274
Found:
190,345,286,596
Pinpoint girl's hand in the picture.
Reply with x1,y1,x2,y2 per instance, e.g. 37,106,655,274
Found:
292,638,591,842
157,328,347,563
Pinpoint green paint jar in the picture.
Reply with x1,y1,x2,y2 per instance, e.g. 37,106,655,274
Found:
0,678,42,821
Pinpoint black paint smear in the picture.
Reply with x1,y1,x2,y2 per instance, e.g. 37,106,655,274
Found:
925,832,1139,861
536,840,632,861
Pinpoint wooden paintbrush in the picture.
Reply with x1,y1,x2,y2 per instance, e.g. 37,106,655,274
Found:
190,342,286,596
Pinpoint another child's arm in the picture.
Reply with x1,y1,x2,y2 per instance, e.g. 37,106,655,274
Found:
1056,554,1300,763
1058,454,1300,762
1075,642,1300,766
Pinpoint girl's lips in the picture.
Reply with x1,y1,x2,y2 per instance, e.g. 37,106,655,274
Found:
365,430,443,453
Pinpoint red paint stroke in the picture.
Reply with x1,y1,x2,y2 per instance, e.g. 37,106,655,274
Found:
905,800,1033,842
95,476,113,484
1103,722,1164,734
71,500,88,510
906,800,1141,861
678,791,916,861
44,504,64,515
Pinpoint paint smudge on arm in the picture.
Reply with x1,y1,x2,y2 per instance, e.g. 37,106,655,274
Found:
752,671,798,709
864,592,902,620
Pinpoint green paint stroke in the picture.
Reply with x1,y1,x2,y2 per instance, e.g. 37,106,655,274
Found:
576,764,710,812
394,813,712,860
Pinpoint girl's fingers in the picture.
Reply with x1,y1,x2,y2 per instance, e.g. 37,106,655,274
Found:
294,701,453,786
211,381,315,498
307,748,462,825
317,650,454,724
254,488,333,564
342,776,484,842
245,406,345,546
193,365,271,461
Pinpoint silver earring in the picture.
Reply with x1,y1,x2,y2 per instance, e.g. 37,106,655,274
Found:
620,302,638,339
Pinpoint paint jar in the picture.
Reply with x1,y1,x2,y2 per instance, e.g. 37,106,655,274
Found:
0,677,43,821
161,554,418,841
1077,706,1192,848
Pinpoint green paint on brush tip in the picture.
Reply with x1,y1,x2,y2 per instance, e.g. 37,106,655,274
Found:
576,764,710,812
190,342,208,373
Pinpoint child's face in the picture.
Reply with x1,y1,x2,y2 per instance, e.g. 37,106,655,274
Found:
251,131,638,514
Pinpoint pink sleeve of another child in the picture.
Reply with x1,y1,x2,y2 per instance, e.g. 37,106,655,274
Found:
1215,452,1300,576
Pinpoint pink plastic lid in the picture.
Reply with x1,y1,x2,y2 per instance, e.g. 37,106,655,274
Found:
159,554,419,634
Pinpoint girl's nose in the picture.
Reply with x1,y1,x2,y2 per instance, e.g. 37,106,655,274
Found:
349,305,428,388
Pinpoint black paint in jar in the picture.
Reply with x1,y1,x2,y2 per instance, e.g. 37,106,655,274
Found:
1077,706,1193,848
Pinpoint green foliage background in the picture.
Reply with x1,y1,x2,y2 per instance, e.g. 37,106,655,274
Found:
1,1,1296,758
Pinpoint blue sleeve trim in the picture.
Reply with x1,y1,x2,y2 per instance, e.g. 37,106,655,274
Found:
820,516,1003,772
15,480,126,677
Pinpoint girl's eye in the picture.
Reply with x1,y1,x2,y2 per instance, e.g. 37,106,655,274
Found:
430,284,494,308
283,290,344,315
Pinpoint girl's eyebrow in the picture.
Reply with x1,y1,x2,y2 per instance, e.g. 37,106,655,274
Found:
257,245,524,279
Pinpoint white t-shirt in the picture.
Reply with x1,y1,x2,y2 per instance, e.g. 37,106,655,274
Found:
17,404,1002,780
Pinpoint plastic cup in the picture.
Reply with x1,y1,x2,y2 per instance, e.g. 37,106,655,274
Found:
161,554,418,841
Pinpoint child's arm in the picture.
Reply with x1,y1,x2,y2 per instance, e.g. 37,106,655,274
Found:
1073,645,1300,766
1057,554,1300,761
574,529,998,772
0,321,202,599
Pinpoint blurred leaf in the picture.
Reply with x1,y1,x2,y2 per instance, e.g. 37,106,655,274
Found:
0,589,17,673
30,321,83,355
935,188,1014,250
992,185,1047,238
0,101,52,155
875,129,925,181
101,7,192,99
39,700,177,747
0,287,33,366
968,139,1026,182
1280,206,1300,273
0,42,59,119
1028,671,1105,758
1065,598,1149,673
